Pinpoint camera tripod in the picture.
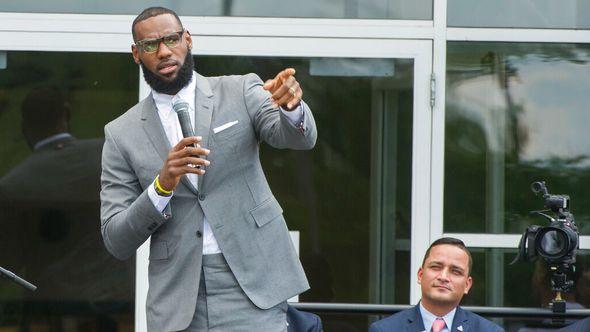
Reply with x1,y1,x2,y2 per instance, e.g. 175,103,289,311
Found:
548,264,574,314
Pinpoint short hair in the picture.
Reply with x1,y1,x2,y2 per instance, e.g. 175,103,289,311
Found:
21,86,69,129
132,7,183,42
422,237,473,275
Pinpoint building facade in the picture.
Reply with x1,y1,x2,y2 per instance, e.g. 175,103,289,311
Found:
1,1,589,331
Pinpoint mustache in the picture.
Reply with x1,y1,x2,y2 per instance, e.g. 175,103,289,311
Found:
433,282,452,291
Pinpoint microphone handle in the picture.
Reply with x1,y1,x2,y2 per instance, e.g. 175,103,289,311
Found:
176,109,202,167
176,109,195,139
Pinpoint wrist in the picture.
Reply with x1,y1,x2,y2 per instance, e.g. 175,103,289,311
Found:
154,175,173,197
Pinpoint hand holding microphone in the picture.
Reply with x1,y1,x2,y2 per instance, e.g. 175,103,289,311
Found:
156,101,211,192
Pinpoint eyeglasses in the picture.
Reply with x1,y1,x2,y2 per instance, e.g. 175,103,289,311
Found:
136,30,184,53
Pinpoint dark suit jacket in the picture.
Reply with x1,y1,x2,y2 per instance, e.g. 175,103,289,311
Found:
0,136,133,303
557,317,590,332
287,305,323,332
369,305,504,332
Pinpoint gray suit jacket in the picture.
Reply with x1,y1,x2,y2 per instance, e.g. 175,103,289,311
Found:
100,73,317,331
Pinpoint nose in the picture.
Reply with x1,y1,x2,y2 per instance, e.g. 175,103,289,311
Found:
156,41,173,58
437,268,451,281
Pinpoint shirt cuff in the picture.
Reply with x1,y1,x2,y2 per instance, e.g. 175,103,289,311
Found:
148,180,173,213
280,103,304,126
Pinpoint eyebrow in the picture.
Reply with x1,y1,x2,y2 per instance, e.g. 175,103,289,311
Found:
428,261,466,273
450,265,466,273
138,30,182,42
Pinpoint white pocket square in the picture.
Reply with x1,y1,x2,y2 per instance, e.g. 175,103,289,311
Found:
213,120,238,134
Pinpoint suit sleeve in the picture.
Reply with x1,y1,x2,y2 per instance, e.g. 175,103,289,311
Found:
242,73,317,150
100,125,168,260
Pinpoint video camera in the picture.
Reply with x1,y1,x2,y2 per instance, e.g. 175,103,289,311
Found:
511,181,579,313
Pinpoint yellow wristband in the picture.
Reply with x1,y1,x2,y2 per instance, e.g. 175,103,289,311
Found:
154,175,173,196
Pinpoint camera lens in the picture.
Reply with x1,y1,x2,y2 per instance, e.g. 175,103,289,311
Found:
540,230,566,255
536,228,569,259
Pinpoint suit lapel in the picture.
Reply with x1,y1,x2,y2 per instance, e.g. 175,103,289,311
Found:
450,307,469,332
141,94,199,196
193,73,214,191
141,95,171,163
407,305,426,332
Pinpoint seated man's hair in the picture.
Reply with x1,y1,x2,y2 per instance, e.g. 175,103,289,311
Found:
422,237,473,275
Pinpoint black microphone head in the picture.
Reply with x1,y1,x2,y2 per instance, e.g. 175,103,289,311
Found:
172,100,190,114
172,100,195,139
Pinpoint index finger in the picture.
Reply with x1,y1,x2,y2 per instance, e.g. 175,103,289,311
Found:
172,136,201,151
278,68,296,80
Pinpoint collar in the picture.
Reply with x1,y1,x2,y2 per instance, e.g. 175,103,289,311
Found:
419,302,457,332
151,71,196,119
34,132,74,151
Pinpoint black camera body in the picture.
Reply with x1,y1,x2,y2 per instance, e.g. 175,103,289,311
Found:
515,181,578,266
512,181,579,312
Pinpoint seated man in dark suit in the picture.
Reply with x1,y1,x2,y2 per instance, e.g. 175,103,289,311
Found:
287,305,323,332
370,237,504,332
557,317,590,332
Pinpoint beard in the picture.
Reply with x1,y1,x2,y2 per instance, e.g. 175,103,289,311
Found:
140,51,194,95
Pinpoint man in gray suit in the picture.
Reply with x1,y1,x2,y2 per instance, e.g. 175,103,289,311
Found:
100,6,317,332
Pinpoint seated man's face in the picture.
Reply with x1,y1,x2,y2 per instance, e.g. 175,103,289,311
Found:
418,244,473,308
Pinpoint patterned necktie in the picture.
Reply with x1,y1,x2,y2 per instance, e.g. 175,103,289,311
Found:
432,317,446,332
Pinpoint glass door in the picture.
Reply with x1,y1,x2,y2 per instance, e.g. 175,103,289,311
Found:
134,36,433,330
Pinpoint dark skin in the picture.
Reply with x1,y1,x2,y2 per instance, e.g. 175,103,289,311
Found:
132,13,303,192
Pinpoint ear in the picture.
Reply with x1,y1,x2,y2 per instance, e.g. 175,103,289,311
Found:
417,267,424,284
131,44,140,65
185,30,193,50
464,276,473,295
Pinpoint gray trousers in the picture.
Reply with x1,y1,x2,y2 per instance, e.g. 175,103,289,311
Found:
182,253,288,332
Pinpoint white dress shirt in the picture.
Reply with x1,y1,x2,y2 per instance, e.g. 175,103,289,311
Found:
420,302,456,332
147,71,303,254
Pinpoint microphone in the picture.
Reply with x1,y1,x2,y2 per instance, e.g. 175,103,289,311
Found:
0,266,37,291
172,101,202,168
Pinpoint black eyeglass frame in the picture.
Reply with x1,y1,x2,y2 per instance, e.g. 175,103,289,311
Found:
135,29,185,53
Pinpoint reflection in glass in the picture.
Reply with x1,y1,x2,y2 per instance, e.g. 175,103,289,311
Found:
196,55,413,329
445,42,590,235
466,248,590,327
0,52,138,331
448,0,590,29
0,0,432,19
539,230,566,257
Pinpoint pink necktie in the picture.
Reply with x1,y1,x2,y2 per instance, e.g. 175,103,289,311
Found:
432,317,446,332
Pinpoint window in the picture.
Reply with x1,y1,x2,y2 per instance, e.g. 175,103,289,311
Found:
0,51,138,331
1,0,432,20
195,55,414,328
445,42,590,235
448,0,590,29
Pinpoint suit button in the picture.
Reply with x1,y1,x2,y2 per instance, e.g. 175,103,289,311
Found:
198,193,206,201
196,230,202,238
